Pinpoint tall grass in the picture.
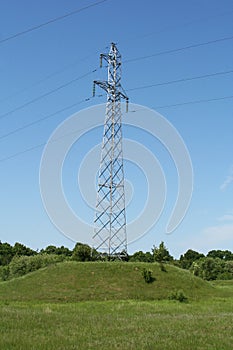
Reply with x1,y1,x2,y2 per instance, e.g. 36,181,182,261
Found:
0,299,232,350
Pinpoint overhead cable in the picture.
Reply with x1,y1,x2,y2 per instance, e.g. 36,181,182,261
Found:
0,0,109,44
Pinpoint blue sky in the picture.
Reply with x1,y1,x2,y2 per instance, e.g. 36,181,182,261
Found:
0,0,233,258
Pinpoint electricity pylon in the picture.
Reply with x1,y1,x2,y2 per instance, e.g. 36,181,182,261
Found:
93,43,128,258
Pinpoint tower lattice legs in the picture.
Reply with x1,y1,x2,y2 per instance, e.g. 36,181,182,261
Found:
93,43,128,258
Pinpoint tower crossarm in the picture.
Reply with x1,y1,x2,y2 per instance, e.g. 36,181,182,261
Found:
93,80,129,110
93,42,129,110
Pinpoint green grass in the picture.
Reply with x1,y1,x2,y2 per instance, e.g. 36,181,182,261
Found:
210,279,233,290
0,261,222,302
0,261,232,349
0,299,233,349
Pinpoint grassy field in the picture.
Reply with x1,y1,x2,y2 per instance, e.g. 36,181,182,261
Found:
0,262,232,349
0,261,223,302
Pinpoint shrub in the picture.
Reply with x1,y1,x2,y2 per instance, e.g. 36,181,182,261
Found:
129,251,153,262
6,254,65,280
0,242,14,266
0,265,10,281
9,256,27,278
190,257,229,281
72,243,92,262
40,245,72,257
152,241,173,263
179,249,205,269
142,268,154,283
168,290,188,302
159,262,167,272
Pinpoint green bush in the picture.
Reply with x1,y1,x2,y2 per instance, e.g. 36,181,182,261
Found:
152,242,173,263
72,243,92,262
168,290,188,302
159,262,167,272
179,249,205,269
142,268,154,283
9,256,27,277
190,257,233,281
0,265,10,281
129,251,153,262
4,254,66,280
0,242,14,266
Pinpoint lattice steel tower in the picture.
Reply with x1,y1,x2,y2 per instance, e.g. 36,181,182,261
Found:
93,43,128,258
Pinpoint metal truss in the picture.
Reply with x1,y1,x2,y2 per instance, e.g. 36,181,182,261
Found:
93,43,128,258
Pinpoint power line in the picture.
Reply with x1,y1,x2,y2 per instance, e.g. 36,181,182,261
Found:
128,95,233,112
118,8,233,46
2,9,230,105
154,95,233,109
124,35,233,64
0,68,232,140
0,69,97,120
1,9,231,104
0,143,46,163
126,69,233,92
0,51,102,104
0,0,109,44
1,34,232,120
1,64,231,123
0,41,108,106
1,93,232,164
0,124,93,163
0,96,93,141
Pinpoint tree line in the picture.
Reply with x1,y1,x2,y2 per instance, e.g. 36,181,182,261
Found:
0,241,232,281
130,242,233,280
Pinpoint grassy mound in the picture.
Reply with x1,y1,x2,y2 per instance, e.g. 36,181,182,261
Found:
0,261,221,302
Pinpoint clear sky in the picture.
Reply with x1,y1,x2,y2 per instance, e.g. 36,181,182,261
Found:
0,0,233,258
